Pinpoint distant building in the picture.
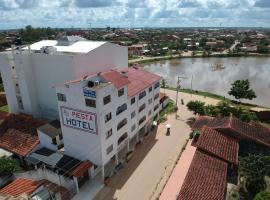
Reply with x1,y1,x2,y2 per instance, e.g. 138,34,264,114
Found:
128,44,146,56
0,36,127,119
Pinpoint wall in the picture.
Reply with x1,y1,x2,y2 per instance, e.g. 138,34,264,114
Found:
56,82,103,166
37,130,58,151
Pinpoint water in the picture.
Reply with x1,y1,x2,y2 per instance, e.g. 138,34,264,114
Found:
144,57,270,107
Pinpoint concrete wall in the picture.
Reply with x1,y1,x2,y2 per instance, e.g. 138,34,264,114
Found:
37,130,60,151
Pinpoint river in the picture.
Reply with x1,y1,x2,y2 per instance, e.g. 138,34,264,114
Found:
143,57,270,108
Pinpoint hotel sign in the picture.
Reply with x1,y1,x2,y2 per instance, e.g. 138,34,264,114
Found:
60,106,97,134
83,88,96,98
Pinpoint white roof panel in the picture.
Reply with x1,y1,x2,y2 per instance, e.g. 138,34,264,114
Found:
23,40,107,54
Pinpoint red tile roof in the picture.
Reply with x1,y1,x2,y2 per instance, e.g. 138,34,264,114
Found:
208,117,270,147
69,160,93,178
196,126,239,165
0,178,42,198
178,150,228,200
100,70,130,89
192,116,213,130
193,116,270,147
0,129,40,157
124,67,161,97
0,114,46,157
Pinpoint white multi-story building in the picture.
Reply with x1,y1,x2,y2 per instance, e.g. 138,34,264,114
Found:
55,67,161,179
0,36,127,119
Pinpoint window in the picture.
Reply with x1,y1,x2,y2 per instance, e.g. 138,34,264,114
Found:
117,118,127,130
139,91,146,100
154,93,159,100
103,95,111,105
139,116,146,125
131,111,136,119
105,112,112,123
131,97,136,105
154,82,160,89
131,124,136,132
52,137,57,145
106,144,113,155
116,103,127,115
57,93,66,102
85,99,96,108
148,98,152,104
154,104,159,111
106,129,113,139
118,88,124,97
139,104,146,113
148,110,152,116
118,132,128,145
59,133,63,140
149,86,152,92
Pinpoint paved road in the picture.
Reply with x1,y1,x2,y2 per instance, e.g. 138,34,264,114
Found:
93,89,219,200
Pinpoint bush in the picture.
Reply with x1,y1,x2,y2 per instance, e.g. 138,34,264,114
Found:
254,191,270,200
216,101,231,117
205,104,219,117
240,112,259,122
0,157,21,174
186,100,205,115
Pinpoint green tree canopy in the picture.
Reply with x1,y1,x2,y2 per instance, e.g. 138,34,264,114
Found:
186,100,205,115
0,157,21,175
228,80,256,102
239,154,270,194
254,191,270,200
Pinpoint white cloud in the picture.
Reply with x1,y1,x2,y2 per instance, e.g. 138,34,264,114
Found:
0,0,269,29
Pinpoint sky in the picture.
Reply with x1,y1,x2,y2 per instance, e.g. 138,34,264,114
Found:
0,0,270,29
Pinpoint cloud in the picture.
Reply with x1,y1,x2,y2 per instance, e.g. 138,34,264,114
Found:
254,0,270,8
127,0,148,8
15,0,39,8
178,0,201,8
75,0,121,8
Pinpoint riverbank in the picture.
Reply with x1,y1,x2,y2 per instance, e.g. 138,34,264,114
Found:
164,86,270,110
128,53,270,65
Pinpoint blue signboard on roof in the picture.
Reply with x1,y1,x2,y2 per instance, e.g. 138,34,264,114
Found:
83,88,96,98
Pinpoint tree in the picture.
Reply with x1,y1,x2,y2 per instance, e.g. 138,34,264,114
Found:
239,111,259,122
0,157,21,174
204,104,219,117
254,191,270,200
186,100,205,115
228,80,256,103
161,79,167,88
216,101,231,117
239,155,270,194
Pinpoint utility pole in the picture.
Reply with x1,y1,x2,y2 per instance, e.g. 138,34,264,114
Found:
175,75,187,118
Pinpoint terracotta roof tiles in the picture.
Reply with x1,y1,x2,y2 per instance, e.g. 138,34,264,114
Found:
196,126,239,164
68,160,93,178
178,150,228,200
0,178,42,198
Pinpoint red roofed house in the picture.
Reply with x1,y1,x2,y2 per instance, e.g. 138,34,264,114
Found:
193,116,270,147
0,113,46,159
177,150,228,200
196,126,239,165
0,178,70,199
55,66,162,180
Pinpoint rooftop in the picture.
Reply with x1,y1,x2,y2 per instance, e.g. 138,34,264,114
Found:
0,113,46,157
0,178,42,198
64,67,161,97
193,116,270,147
178,150,228,200
21,38,106,54
196,126,239,165
38,120,62,138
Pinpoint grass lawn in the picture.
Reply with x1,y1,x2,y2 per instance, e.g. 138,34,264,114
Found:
159,99,178,123
165,86,268,110
0,105,9,112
